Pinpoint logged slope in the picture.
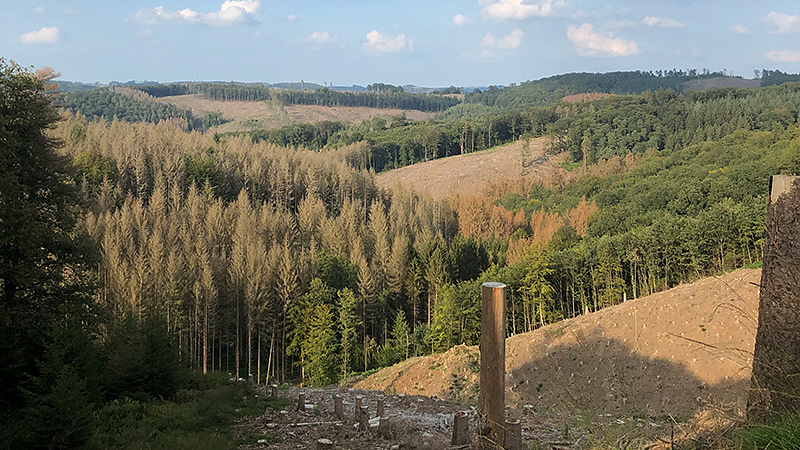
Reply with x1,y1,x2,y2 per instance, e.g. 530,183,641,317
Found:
357,269,761,418
156,94,434,133
375,137,568,199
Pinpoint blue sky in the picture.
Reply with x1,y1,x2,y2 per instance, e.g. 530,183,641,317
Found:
3,0,800,86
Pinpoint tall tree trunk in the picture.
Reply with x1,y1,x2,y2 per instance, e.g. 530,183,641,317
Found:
748,176,800,419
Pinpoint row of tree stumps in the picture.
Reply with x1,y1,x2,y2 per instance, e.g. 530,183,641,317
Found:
285,389,388,438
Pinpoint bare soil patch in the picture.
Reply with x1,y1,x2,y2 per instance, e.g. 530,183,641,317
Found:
357,269,761,420
375,138,568,199
156,94,434,133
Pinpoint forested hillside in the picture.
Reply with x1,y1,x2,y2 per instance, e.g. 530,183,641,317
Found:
58,86,200,130
55,81,800,390
462,69,728,109
133,82,459,112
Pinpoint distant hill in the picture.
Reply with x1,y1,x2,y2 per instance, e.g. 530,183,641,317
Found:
463,70,728,110
682,77,761,91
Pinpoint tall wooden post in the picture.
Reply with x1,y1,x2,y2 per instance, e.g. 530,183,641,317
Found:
748,175,800,419
479,282,506,449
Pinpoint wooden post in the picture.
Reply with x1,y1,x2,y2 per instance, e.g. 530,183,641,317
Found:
270,384,278,398
377,397,385,417
504,419,523,450
297,392,306,412
748,175,800,419
334,394,344,419
354,395,364,421
358,405,370,433
479,282,506,449
452,411,470,446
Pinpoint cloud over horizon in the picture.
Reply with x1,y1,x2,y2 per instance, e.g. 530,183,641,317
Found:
131,0,263,26
19,26,59,44
766,49,800,62
764,11,800,34
567,23,639,57
364,30,413,54
453,14,470,26
642,16,685,28
479,0,565,20
482,28,524,48
307,31,338,44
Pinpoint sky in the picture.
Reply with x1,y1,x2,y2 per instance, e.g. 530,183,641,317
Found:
2,0,800,87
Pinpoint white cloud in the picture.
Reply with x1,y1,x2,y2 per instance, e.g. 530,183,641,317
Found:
137,29,152,38
731,24,747,34
479,0,566,20
766,49,800,62
453,14,470,26
287,14,297,21
364,30,412,54
764,11,800,34
606,19,636,29
131,0,263,26
567,23,639,57
19,26,59,44
642,16,685,28
63,7,79,15
482,28,524,48
32,6,44,14
307,31,338,43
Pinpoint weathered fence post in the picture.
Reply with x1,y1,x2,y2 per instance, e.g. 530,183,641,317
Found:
479,282,506,449
377,397,385,418
297,392,306,411
748,175,800,419
334,394,344,419
452,411,470,446
270,384,278,398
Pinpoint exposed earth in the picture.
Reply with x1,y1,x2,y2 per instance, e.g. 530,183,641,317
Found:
156,94,435,133
375,137,569,199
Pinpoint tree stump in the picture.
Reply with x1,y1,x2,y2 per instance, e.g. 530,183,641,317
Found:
748,175,800,419
270,384,278,398
354,395,364,421
334,394,344,419
504,419,522,450
358,405,370,433
452,411,470,446
297,392,306,412
377,397,385,418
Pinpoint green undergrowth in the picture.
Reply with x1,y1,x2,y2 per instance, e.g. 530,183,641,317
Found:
734,414,800,450
86,372,290,450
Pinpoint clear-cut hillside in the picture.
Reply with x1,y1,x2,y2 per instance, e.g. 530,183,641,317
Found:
357,269,761,418
375,137,568,199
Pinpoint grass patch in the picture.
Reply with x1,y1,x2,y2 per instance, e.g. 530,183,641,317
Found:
734,415,800,450
87,372,289,450
745,261,763,269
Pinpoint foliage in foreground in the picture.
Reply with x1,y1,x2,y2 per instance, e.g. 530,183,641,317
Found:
87,374,289,450
735,414,800,450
